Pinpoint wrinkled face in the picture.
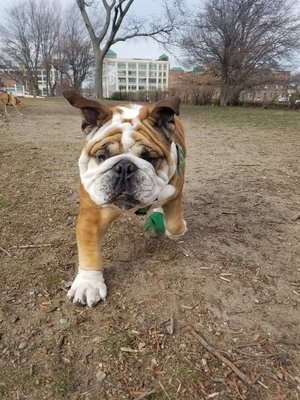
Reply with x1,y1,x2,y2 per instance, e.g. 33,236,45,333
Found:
79,105,178,210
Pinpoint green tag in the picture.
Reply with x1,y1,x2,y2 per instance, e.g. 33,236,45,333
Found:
176,143,184,177
143,211,165,235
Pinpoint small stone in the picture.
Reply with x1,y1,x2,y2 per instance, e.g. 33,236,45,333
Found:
179,343,187,352
59,318,68,325
138,342,146,351
64,281,73,289
9,314,19,323
83,345,93,357
96,371,106,383
18,339,28,350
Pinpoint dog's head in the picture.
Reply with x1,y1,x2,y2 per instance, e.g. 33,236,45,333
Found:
16,97,25,108
63,90,182,210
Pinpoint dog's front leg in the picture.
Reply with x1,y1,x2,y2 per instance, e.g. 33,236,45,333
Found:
68,202,120,307
163,191,187,240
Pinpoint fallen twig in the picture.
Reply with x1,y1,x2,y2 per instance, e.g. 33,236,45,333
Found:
134,389,157,400
234,348,277,358
291,214,300,222
189,328,252,385
234,164,261,167
120,347,138,353
0,246,12,256
9,243,52,250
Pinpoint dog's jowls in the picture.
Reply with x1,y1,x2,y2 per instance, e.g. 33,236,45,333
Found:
63,90,186,307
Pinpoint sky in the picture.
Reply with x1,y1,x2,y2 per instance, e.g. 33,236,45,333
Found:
0,0,300,70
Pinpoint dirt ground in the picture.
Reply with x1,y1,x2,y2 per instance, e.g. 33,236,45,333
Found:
0,98,299,400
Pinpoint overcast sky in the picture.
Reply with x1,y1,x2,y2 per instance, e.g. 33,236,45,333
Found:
0,0,299,69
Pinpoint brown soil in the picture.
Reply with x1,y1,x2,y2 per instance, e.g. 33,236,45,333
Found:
0,99,299,400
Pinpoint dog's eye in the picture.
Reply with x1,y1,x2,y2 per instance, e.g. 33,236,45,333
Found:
142,153,161,166
93,153,106,163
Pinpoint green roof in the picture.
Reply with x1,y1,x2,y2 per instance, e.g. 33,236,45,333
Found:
170,66,184,72
158,53,169,61
106,49,117,57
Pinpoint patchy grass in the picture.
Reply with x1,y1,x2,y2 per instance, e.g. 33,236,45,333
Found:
0,366,36,397
102,332,136,357
48,366,75,395
181,104,300,131
0,193,11,208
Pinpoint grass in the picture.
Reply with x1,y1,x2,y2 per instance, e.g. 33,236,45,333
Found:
0,366,36,397
0,194,11,208
21,95,300,133
103,332,136,357
181,104,300,132
49,366,75,395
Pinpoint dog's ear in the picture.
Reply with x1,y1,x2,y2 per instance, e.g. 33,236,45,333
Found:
63,89,112,135
148,96,181,140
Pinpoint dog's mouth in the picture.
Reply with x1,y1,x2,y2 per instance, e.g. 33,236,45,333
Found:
112,191,140,210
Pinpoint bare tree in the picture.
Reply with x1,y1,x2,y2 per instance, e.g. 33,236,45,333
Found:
38,2,62,96
76,0,182,98
180,0,300,106
0,0,61,96
53,6,94,92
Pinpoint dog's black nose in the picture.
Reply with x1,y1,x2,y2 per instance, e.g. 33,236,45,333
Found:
113,160,137,179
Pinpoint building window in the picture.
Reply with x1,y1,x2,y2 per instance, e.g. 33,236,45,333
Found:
128,71,136,76
128,63,137,69
138,71,146,77
138,63,147,69
128,78,136,83
118,63,126,69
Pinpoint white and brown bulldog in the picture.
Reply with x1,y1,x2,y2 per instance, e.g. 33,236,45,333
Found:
63,90,187,307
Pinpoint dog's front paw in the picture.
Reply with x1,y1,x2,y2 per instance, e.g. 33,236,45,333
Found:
165,220,187,240
67,269,107,307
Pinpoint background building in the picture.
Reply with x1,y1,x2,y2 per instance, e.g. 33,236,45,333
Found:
102,50,169,98
0,65,60,97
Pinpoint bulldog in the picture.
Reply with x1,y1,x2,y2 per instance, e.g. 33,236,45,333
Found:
63,90,187,307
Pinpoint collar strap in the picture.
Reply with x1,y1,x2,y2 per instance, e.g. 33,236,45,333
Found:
175,142,184,177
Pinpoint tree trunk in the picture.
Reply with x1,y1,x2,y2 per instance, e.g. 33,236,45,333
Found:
220,81,231,107
94,47,104,99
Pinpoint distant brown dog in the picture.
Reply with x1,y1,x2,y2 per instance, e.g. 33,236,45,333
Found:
0,91,24,116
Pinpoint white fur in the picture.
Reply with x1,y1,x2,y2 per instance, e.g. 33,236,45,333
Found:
118,104,141,119
67,269,107,307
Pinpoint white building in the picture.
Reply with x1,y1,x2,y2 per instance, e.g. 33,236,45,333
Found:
102,50,170,98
